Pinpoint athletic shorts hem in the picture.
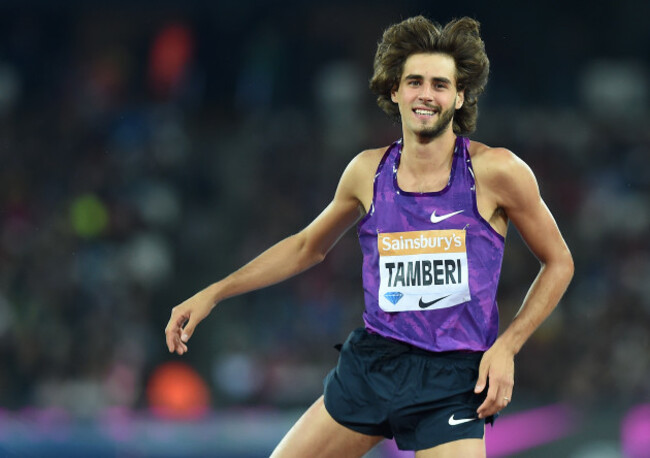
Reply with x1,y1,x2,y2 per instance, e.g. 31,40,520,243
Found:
322,388,394,439
403,427,485,451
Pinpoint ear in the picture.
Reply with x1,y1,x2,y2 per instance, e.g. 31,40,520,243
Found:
456,90,465,109
390,84,399,103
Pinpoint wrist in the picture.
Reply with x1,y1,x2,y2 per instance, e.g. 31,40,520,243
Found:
494,332,522,356
201,281,225,309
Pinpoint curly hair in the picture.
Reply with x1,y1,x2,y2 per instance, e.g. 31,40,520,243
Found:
369,16,490,135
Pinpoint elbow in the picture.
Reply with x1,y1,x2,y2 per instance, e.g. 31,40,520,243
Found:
304,247,327,270
567,254,576,281
295,231,327,269
312,250,327,265
541,247,574,284
554,248,575,285
563,248,575,281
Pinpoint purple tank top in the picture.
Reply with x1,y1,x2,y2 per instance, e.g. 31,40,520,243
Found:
358,136,505,352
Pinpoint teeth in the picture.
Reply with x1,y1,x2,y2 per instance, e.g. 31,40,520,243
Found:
415,109,436,115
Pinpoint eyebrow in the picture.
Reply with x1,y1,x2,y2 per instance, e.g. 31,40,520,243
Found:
404,74,453,85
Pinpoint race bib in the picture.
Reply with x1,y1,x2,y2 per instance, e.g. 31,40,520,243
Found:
377,229,471,312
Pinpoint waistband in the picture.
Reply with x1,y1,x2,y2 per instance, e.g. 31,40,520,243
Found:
358,327,484,362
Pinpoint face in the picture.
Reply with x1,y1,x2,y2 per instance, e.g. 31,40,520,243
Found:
391,53,464,139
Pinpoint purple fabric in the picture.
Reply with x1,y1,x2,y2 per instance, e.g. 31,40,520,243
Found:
358,136,505,352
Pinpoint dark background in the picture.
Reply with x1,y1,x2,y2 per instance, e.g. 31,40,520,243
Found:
0,1,648,456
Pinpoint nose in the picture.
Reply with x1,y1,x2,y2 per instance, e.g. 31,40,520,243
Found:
418,83,434,101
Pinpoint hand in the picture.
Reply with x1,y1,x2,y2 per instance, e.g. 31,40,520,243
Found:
165,290,215,355
474,339,515,419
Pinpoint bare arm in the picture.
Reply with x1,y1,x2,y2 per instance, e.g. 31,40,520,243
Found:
474,149,574,418
165,152,375,355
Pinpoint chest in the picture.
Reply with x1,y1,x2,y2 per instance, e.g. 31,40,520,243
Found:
395,167,453,194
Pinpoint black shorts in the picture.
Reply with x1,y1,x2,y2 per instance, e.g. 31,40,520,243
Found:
323,327,495,451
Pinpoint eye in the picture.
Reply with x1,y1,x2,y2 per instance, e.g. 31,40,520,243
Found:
408,80,421,87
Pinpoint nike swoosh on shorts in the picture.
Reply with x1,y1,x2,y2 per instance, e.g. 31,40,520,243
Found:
448,414,476,426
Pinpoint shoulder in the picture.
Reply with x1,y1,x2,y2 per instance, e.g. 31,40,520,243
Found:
468,140,540,208
335,145,391,210
468,141,527,174
340,145,390,183
469,140,535,182
352,146,390,170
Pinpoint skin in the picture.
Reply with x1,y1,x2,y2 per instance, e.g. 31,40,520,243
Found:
165,52,574,457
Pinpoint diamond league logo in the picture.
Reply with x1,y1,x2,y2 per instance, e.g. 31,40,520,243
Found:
384,292,404,304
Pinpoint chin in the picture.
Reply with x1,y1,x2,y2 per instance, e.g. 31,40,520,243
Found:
417,124,448,140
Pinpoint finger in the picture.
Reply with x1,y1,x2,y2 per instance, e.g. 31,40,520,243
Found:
495,380,514,411
170,332,188,354
166,308,188,330
500,390,513,410
477,383,498,418
474,360,488,394
180,313,204,343
175,341,188,355
167,330,180,353
166,324,180,353
165,308,190,351
476,398,488,418
479,387,513,418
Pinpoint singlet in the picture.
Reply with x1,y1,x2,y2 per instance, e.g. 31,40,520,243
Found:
358,136,505,352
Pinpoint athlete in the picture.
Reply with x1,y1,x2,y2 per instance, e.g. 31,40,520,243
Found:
165,16,574,457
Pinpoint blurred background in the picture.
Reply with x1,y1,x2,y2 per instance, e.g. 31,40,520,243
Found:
0,0,649,456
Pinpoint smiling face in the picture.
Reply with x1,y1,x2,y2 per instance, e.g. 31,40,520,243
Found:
391,53,465,140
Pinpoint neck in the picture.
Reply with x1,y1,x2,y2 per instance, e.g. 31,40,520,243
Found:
400,126,457,175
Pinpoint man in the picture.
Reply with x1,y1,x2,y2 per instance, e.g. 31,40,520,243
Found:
165,16,574,457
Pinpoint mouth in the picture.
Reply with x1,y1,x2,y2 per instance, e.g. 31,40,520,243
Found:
413,107,439,119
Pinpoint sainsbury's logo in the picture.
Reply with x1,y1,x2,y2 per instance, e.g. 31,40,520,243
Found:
378,229,465,256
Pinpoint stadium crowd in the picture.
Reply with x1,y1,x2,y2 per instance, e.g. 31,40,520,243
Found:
0,1,648,421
